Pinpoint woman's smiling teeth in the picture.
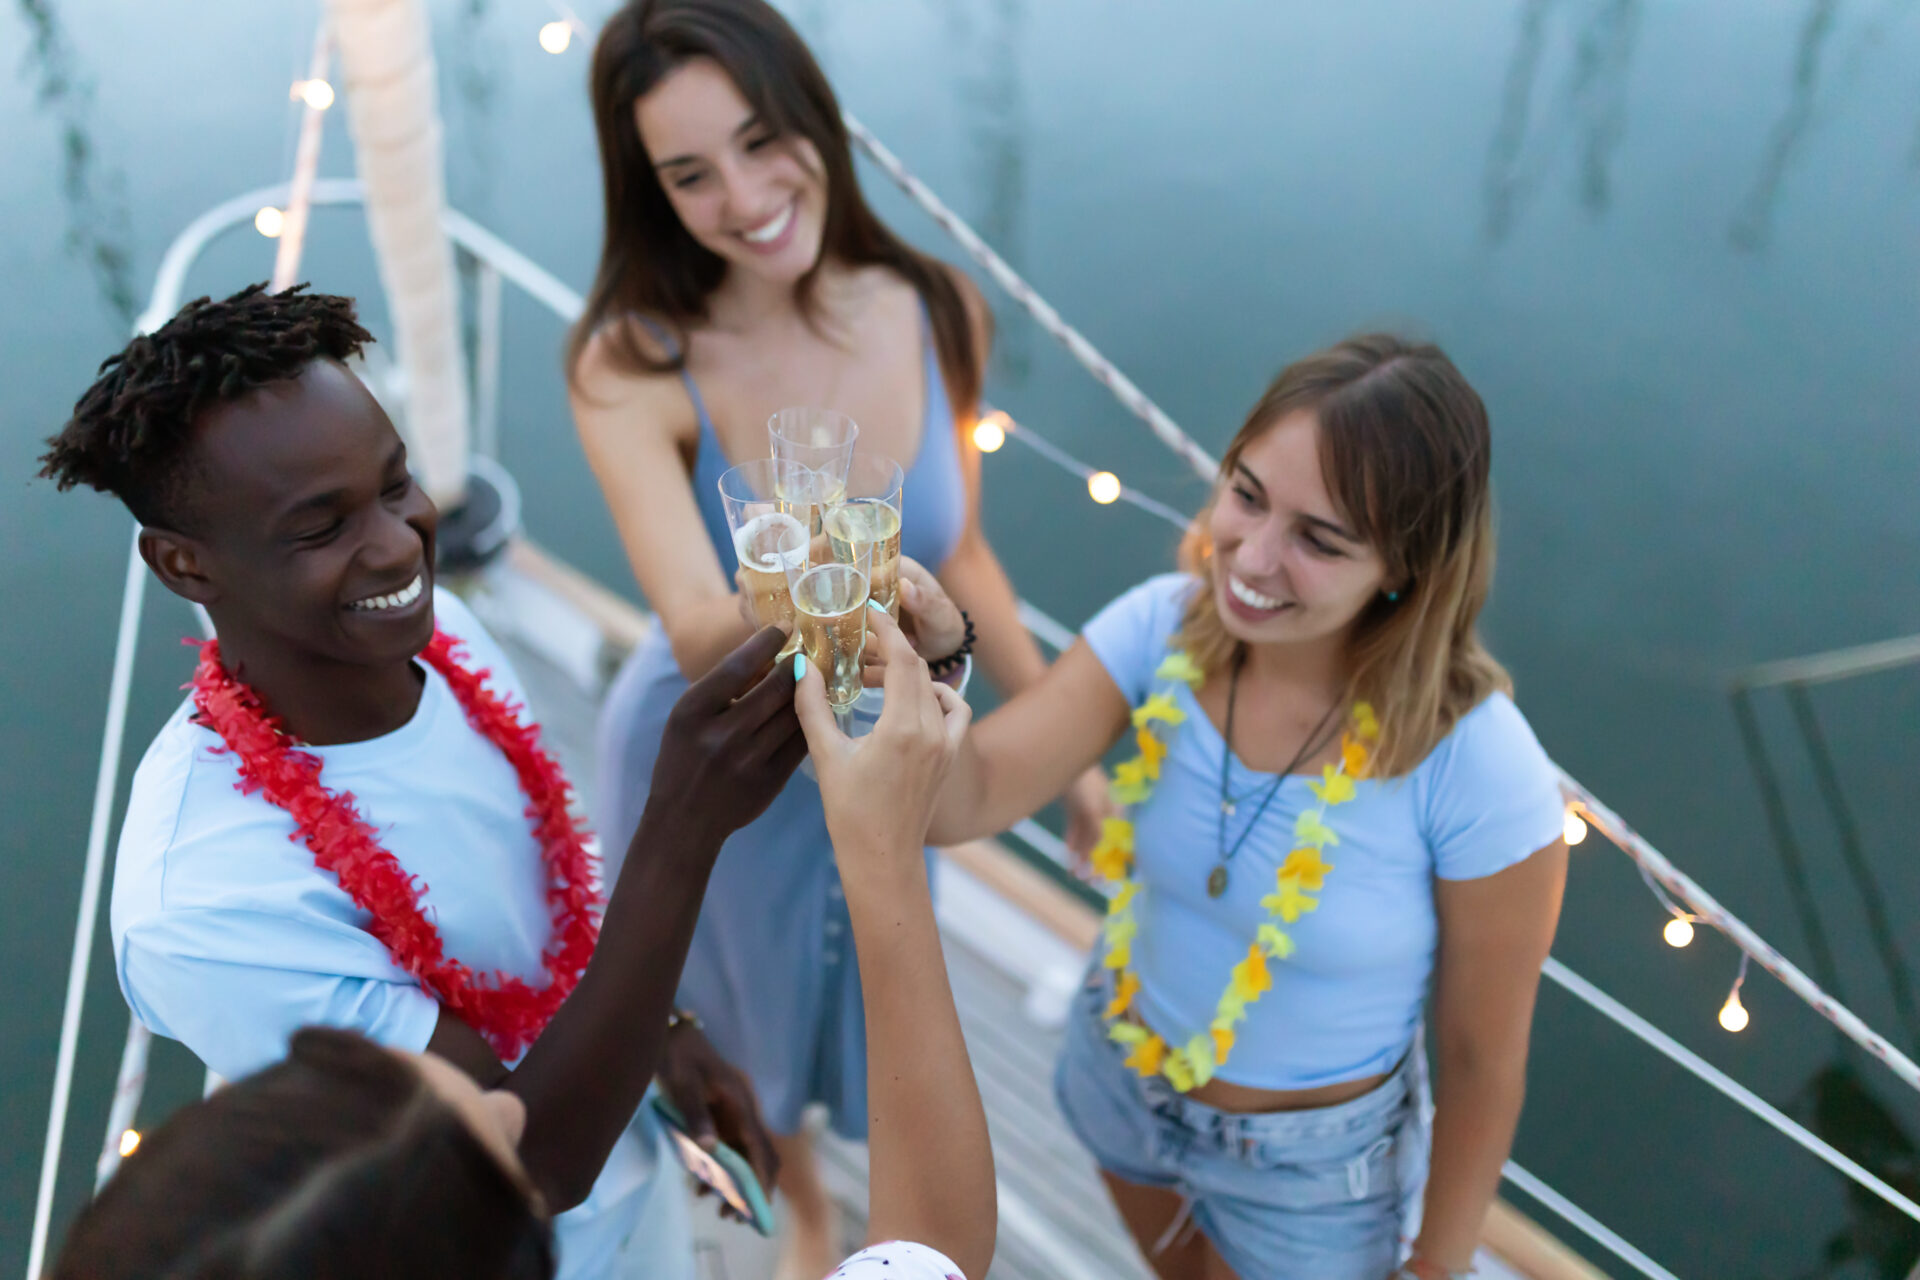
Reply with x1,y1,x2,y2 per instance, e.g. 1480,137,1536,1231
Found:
739,201,794,245
1228,574,1285,612
347,574,424,613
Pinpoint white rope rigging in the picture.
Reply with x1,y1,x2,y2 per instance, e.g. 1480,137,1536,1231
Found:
844,112,1219,482
1563,773,1920,1096
988,405,1194,532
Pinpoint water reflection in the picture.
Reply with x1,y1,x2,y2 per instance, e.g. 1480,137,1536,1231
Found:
1730,685,1851,1006
1785,685,1920,1057
1732,671,1920,1056
792,0,838,70
937,0,1030,381
13,0,138,324
1570,0,1637,216
1729,0,1841,252
1483,0,1639,243
446,0,502,220
1482,0,1550,242
1793,1060,1920,1278
1732,666,1920,1275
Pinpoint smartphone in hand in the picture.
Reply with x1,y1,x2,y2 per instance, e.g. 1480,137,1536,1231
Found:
649,1095,777,1236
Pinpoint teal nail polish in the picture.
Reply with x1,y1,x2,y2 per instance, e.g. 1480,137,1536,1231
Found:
793,653,806,680
867,599,886,614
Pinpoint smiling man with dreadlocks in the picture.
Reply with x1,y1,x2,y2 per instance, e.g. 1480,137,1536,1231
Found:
41,283,802,1280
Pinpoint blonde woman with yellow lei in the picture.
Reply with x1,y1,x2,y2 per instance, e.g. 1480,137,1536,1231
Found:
921,335,1569,1280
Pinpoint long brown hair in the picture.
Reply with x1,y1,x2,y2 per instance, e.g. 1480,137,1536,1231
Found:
1176,334,1510,777
53,1028,553,1280
566,0,984,421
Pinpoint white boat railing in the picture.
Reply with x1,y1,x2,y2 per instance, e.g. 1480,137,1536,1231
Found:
28,165,1920,1280
23,530,146,1280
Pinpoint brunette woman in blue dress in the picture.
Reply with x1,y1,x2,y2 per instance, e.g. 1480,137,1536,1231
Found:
565,2,1107,1272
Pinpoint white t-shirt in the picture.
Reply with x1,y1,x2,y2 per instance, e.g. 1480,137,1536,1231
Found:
829,1241,965,1278
109,588,684,1280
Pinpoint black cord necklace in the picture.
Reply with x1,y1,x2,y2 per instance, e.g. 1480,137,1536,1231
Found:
1209,654,1345,899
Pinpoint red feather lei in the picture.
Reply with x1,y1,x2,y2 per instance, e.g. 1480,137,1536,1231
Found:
189,629,601,1060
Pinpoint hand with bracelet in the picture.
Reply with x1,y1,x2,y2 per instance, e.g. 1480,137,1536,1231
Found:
888,558,1115,869
882,556,973,685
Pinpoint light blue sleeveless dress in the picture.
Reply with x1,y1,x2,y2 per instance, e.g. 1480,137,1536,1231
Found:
595,309,966,1139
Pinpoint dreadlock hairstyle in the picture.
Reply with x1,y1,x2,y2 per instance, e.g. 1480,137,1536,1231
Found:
38,283,375,532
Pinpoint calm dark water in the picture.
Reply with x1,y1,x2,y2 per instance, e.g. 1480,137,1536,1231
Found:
4,0,1918,1275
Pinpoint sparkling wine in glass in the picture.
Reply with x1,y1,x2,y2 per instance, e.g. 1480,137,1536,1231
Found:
769,407,858,531
791,563,871,711
719,460,816,649
826,453,905,619
784,531,872,713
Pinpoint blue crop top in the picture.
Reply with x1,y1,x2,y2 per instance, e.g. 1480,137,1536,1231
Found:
1081,573,1565,1089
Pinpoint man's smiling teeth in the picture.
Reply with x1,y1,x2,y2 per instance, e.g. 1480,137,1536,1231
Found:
740,202,794,244
347,574,423,613
1228,575,1283,611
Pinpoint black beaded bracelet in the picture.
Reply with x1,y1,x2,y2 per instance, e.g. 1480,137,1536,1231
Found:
926,609,975,678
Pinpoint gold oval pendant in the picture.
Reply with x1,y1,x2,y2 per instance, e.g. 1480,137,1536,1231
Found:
1207,865,1229,898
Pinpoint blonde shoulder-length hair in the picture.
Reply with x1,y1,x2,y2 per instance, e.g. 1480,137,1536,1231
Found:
1175,333,1511,778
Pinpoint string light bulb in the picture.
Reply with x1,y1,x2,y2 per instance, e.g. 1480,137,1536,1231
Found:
1087,471,1122,505
297,78,334,111
972,411,1009,453
1563,809,1588,846
1718,954,1751,1032
254,206,285,238
119,1129,141,1157
1663,916,1695,948
539,20,572,53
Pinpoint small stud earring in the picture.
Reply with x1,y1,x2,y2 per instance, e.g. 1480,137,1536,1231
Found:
1386,590,1401,602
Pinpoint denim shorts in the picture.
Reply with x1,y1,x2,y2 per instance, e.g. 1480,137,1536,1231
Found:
1054,972,1429,1280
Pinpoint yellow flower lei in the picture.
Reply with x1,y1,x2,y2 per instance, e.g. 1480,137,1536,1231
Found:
1091,651,1378,1093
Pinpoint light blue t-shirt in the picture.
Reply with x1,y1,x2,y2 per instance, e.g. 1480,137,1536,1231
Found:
1082,573,1564,1089
109,588,688,1280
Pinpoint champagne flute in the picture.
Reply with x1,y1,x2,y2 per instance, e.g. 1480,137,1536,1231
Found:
784,533,873,716
825,453,905,620
719,459,817,654
769,407,859,530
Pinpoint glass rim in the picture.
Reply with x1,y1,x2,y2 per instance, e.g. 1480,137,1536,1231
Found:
839,452,905,500
717,456,816,501
788,558,870,604
768,405,860,448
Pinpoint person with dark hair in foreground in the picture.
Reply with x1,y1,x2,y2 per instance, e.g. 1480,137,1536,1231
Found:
51,613,996,1280
55,1027,560,1280
39,283,794,1279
